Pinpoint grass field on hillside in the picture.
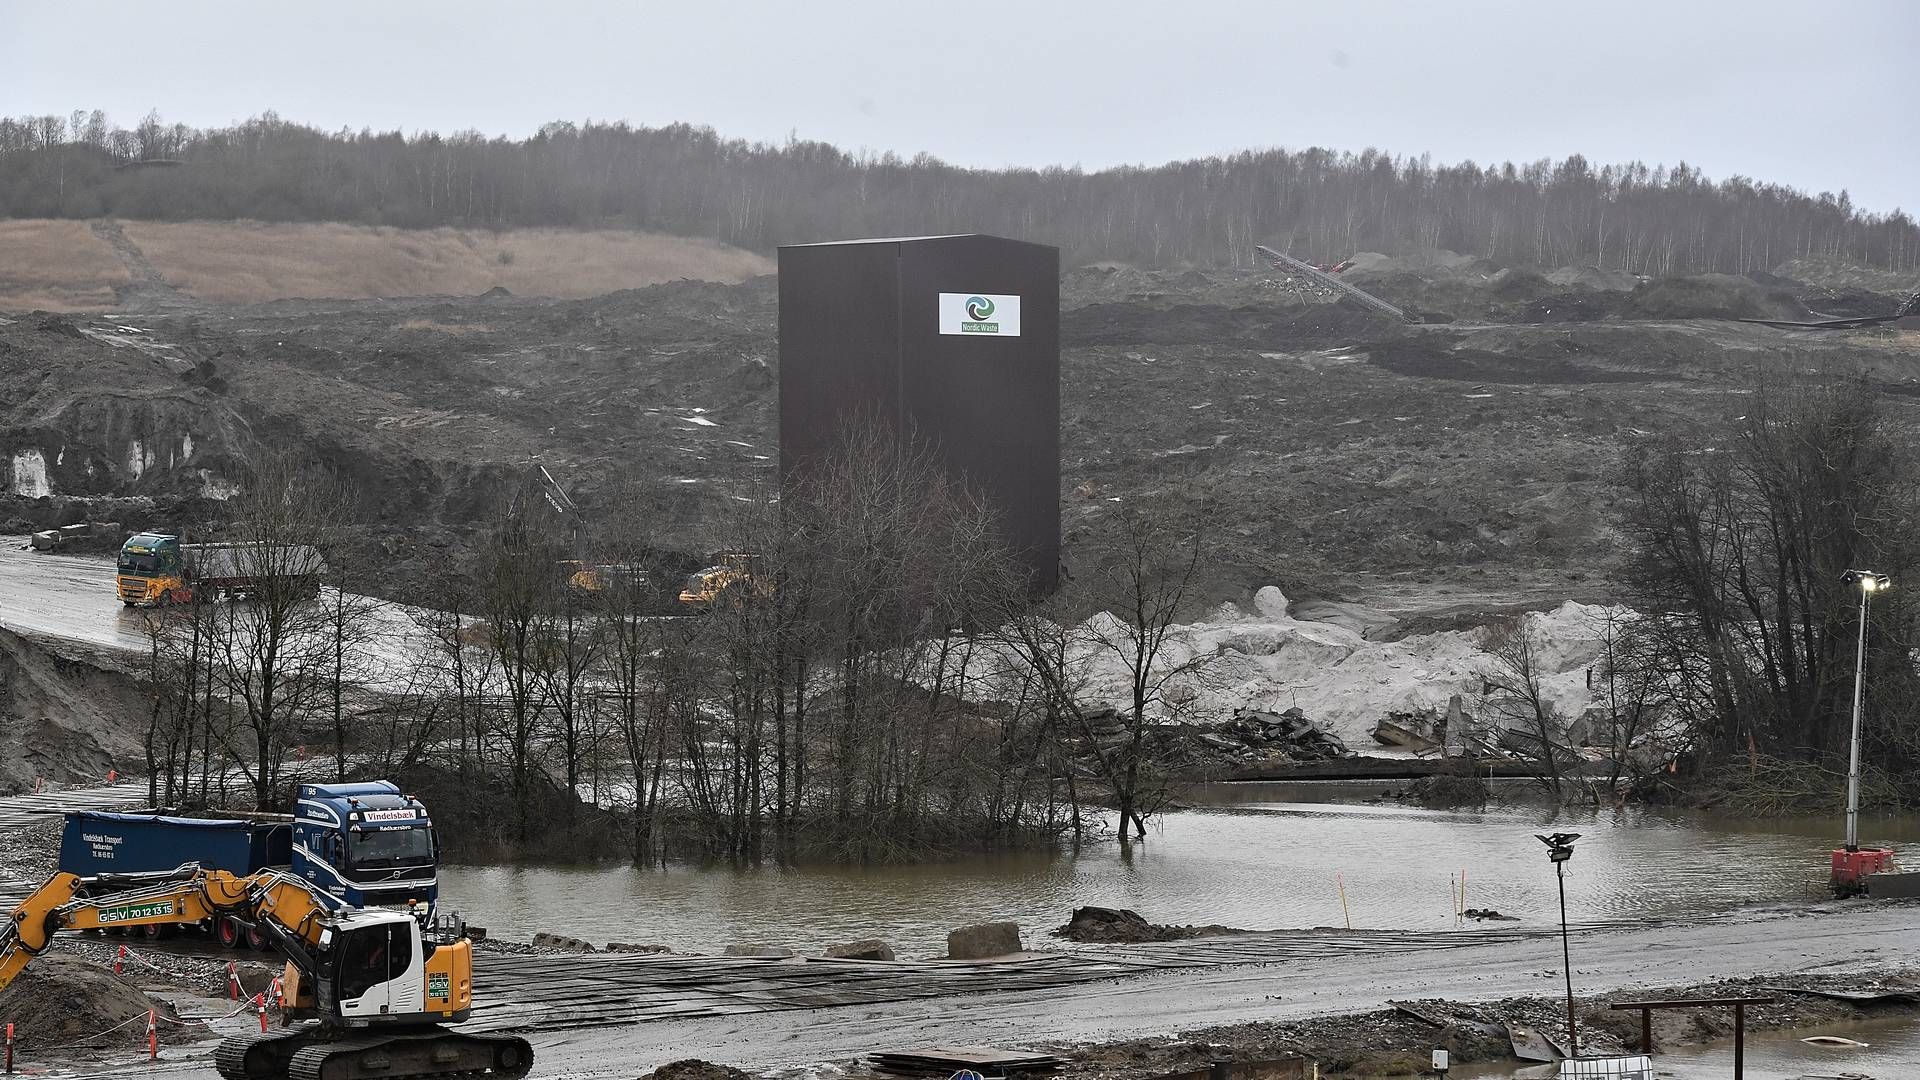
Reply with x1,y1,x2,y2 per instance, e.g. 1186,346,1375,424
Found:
0,220,129,310
0,219,773,310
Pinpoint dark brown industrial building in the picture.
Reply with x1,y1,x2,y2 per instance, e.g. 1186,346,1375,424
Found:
778,234,1060,592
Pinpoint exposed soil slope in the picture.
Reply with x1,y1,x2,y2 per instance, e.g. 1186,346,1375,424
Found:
0,628,148,789
0,218,773,311
0,258,1914,613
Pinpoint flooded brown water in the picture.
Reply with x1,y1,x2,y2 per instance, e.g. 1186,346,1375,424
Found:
1460,1014,1920,1077
439,781,1920,956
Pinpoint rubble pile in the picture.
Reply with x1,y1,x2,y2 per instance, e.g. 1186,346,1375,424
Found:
1191,707,1350,764
1052,906,1244,944
1071,705,1350,773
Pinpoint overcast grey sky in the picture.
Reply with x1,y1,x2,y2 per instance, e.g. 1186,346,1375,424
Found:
4,0,1912,214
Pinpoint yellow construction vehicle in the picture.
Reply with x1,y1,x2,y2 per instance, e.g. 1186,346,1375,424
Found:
677,552,767,608
0,865,531,1080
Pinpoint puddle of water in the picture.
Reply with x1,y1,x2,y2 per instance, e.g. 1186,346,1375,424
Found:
439,785,1920,956
1458,1015,1920,1078
1653,1015,1920,1077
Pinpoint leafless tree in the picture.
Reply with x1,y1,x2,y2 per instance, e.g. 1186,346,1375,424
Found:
6,108,1918,275
776,421,1026,858
1074,513,1209,840
479,503,559,840
412,572,497,790
215,453,353,809
1479,615,1574,798
1591,611,1683,795
1620,375,1920,784
319,558,381,781
536,594,600,824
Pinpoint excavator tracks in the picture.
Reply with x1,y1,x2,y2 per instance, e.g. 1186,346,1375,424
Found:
214,1028,326,1080
284,1029,534,1080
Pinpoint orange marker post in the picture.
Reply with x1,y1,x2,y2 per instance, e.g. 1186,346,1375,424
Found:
146,1008,157,1061
227,961,239,1000
6,1020,14,1073
113,944,126,975
255,993,267,1033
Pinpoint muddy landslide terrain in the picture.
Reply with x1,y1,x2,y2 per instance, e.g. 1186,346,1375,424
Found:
2,252,1915,613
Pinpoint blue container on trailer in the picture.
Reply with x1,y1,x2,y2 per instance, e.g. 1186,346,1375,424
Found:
59,811,292,877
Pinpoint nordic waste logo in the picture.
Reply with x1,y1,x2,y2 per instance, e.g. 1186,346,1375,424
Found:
938,291,1020,336
962,295,999,333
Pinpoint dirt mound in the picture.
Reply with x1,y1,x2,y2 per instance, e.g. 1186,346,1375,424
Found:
1065,298,1397,350
1052,906,1245,944
1626,274,1810,320
1773,256,1917,292
1547,265,1641,291
0,955,191,1048
1364,340,1659,384
29,314,86,338
638,1060,751,1080
1345,250,1484,276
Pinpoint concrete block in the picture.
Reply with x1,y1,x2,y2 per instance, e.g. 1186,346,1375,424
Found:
531,931,596,952
823,939,895,961
946,921,1023,960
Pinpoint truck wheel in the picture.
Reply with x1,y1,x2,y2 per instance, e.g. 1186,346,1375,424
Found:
246,924,271,951
141,922,176,941
217,916,243,949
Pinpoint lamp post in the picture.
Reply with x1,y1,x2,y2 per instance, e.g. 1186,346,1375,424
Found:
1537,832,1580,1059
1832,571,1894,896
1840,570,1889,851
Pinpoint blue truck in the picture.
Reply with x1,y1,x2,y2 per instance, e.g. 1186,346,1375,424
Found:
60,781,439,950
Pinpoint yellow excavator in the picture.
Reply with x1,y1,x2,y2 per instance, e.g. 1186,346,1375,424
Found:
677,552,768,609
0,865,531,1080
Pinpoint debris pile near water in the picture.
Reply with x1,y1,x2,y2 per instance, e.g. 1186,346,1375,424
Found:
1460,908,1520,922
1053,906,1246,944
1163,707,1349,770
637,1060,751,1080
530,931,596,952
1076,706,1350,773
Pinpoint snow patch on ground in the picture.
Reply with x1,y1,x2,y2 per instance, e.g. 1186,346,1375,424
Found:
197,469,239,500
1061,590,1617,748
10,450,51,497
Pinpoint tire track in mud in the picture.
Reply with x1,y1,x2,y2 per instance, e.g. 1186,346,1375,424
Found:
87,220,195,311
461,921,1626,1034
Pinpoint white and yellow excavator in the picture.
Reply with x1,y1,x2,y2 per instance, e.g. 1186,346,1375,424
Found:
0,865,531,1080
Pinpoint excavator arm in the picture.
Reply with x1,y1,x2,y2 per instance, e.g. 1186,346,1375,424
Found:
0,864,529,1080
0,866,331,995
